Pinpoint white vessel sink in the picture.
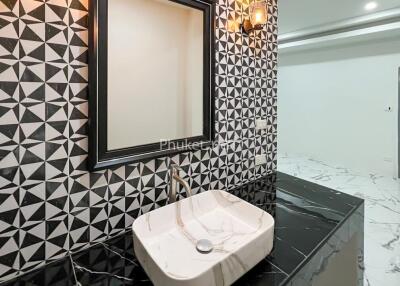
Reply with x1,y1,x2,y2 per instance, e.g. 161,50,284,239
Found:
132,190,275,286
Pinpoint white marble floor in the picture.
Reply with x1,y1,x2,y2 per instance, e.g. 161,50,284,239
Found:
278,154,400,286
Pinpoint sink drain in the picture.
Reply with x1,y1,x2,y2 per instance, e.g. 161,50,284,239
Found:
196,239,213,254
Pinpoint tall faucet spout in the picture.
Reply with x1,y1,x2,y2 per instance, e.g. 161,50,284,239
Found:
169,164,193,203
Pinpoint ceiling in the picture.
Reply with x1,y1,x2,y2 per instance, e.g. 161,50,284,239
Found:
278,0,400,34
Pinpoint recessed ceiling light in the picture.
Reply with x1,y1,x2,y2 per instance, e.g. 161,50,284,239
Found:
365,2,378,11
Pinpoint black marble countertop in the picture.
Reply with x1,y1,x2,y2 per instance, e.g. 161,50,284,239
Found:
3,172,364,286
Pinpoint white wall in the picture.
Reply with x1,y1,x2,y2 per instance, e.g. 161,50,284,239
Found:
278,38,400,177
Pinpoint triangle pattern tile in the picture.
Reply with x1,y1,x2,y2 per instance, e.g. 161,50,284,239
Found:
68,176,89,252
44,177,69,261
0,0,279,281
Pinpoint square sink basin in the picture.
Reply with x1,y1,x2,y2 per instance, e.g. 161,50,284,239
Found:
132,190,275,286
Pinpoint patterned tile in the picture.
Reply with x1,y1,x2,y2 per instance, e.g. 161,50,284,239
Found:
0,0,278,282
68,174,89,252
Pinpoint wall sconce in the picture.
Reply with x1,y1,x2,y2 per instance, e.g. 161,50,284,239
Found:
242,1,268,34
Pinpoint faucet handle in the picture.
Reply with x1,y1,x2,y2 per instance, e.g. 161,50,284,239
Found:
170,164,183,171
170,164,182,176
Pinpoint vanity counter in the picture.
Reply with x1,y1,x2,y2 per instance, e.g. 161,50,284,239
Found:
2,172,364,286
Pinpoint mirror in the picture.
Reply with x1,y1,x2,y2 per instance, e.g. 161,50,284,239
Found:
108,0,204,149
88,0,215,170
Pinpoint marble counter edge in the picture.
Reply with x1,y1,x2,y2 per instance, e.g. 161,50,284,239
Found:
279,200,365,286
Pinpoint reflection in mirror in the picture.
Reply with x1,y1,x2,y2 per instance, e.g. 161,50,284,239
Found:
107,0,204,150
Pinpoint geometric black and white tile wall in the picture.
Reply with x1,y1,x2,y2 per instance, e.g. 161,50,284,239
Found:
0,0,277,282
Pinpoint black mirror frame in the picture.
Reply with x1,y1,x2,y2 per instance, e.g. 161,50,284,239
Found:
88,0,216,171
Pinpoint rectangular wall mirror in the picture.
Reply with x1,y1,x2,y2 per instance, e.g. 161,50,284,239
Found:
88,0,215,170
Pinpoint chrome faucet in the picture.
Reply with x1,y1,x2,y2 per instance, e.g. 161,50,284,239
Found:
169,164,193,203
